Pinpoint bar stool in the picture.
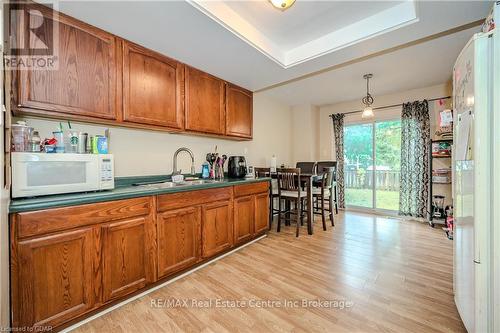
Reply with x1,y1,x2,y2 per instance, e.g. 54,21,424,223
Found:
296,162,317,175
314,161,338,214
276,168,307,237
254,167,279,230
312,167,335,230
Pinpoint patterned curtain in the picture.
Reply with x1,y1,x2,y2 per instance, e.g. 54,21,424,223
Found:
331,114,345,208
399,100,431,218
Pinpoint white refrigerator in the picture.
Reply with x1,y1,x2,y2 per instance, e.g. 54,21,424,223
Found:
453,3,500,332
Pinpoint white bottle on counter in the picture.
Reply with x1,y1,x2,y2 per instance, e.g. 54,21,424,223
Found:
270,154,277,172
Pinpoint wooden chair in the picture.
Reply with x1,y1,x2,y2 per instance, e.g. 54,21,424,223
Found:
314,161,338,214
296,162,317,192
295,162,317,175
276,168,307,237
312,167,335,230
254,167,279,229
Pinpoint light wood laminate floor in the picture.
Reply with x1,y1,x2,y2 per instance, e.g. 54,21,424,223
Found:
73,212,465,333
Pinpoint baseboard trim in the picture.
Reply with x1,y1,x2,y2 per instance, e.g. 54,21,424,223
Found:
61,234,267,332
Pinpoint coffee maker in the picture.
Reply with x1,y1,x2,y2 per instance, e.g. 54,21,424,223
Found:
228,156,247,178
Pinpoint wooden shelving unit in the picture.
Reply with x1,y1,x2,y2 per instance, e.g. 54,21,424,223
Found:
428,139,453,228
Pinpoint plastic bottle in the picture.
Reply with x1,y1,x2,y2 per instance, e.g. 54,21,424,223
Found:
202,162,210,179
270,154,277,172
30,131,41,152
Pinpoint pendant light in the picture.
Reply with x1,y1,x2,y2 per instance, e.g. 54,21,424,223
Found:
269,0,296,10
361,74,375,118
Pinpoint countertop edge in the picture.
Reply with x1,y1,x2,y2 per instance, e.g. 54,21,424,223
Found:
9,178,271,213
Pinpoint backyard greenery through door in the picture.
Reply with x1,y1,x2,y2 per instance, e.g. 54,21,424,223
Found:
344,120,401,211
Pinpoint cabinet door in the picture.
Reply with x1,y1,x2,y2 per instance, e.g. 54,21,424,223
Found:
101,216,155,302
233,195,255,244
15,4,117,120
202,200,233,259
12,228,95,329
254,193,270,234
225,84,253,139
122,41,184,129
157,207,201,278
185,66,225,134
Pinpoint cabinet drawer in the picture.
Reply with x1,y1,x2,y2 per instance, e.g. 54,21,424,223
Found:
157,187,232,212
233,182,269,198
15,197,152,238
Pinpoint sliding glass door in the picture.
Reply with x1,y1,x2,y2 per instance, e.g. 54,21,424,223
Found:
344,120,401,212
344,123,374,208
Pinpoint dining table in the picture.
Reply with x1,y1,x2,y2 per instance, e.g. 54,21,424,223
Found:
270,172,317,235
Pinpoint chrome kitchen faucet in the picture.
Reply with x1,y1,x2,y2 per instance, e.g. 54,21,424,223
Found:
172,147,196,176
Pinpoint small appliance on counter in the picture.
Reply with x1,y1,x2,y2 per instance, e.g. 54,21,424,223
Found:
228,156,247,179
11,152,114,198
245,165,255,179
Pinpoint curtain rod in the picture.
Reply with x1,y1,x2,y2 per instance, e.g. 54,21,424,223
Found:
329,96,451,117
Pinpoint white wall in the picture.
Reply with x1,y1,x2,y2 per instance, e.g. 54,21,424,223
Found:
290,104,320,164
17,93,292,177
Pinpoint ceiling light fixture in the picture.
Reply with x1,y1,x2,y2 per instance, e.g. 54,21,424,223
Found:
269,0,296,11
361,74,375,118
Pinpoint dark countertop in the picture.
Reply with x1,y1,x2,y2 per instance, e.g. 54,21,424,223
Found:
9,175,270,213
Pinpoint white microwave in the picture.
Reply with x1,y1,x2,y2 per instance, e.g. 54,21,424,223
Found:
11,153,114,198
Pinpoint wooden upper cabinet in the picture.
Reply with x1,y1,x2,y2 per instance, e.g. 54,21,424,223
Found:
12,228,95,328
185,66,225,135
12,4,253,140
101,215,155,302
225,84,253,139
15,4,117,120
122,41,184,129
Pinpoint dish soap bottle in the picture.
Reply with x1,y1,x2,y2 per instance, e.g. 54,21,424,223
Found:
201,162,210,179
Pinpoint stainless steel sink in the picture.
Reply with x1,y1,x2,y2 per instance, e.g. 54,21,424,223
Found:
133,181,178,188
133,179,219,189
155,182,178,188
184,179,218,185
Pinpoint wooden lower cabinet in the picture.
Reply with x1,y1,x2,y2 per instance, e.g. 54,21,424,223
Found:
10,183,269,331
101,216,155,302
233,182,270,244
233,195,255,244
201,200,233,259
12,228,95,329
254,192,270,234
157,206,201,278
10,197,153,330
